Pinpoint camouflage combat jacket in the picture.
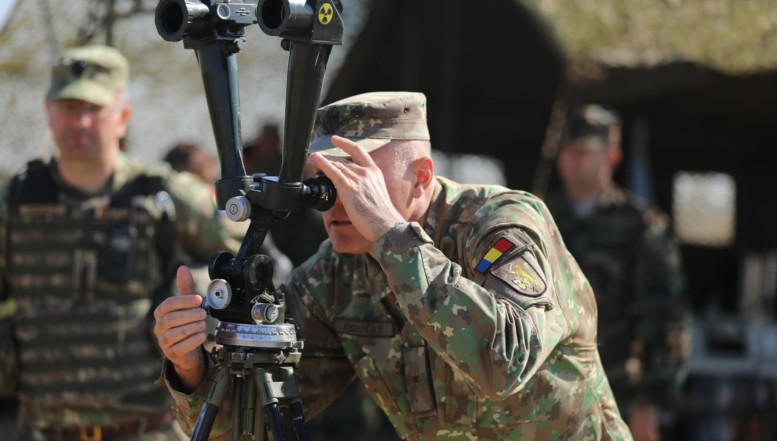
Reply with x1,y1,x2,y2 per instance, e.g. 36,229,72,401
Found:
0,152,239,432
167,177,632,440
546,185,689,410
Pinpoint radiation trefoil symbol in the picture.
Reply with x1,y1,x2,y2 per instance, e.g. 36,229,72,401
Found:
318,3,334,25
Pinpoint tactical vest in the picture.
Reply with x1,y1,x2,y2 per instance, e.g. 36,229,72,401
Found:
6,161,175,427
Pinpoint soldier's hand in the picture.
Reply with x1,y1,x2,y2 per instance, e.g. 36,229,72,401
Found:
309,136,404,243
628,403,661,441
153,266,208,392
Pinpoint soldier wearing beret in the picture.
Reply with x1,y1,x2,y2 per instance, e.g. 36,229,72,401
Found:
546,105,690,441
155,92,633,440
0,45,244,440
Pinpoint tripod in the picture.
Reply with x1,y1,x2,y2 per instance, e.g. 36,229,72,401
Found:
154,0,344,438
188,206,330,441
191,322,309,441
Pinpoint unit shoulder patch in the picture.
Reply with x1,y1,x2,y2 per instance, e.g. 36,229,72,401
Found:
490,250,547,297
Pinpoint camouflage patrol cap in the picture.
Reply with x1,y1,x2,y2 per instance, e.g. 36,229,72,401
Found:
561,104,621,147
46,45,129,106
309,92,430,157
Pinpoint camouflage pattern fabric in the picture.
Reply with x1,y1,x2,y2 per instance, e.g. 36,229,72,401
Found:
46,45,129,107
0,152,238,437
0,308,16,397
309,92,430,155
546,185,690,411
19,422,186,441
0,196,15,396
0,182,17,397
165,177,633,440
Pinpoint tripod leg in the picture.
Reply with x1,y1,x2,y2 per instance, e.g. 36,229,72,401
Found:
254,391,266,441
191,367,229,441
254,365,309,441
280,367,310,441
254,368,286,441
240,372,258,440
289,402,311,441
265,403,286,441
231,376,243,441
255,368,287,441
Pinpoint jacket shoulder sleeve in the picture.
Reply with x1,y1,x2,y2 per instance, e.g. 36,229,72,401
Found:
371,193,574,401
159,350,225,440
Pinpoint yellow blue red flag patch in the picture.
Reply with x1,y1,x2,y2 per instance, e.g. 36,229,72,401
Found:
476,237,516,273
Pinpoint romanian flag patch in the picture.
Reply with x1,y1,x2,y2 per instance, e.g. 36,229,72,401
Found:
475,237,516,273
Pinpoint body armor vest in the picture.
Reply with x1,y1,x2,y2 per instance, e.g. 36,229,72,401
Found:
6,162,174,426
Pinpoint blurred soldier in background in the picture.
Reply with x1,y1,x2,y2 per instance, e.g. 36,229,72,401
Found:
546,105,690,441
163,142,219,184
241,123,282,177
0,45,241,440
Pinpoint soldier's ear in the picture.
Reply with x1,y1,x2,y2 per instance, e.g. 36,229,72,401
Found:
411,157,434,197
116,105,133,138
608,146,623,169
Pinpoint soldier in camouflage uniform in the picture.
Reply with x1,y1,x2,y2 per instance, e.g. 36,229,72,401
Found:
0,45,243,440
545,105,689,441
154,92,633,440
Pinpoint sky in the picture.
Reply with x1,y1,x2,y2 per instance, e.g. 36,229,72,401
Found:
0,0,15,33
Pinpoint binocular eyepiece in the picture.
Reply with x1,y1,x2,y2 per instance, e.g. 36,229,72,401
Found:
257,0,313,36
155,0,210,42
156,0,343,44
301,175,337,212
257,0,343,42
155,0,259,45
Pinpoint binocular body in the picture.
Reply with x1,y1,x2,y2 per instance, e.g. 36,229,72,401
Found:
155,0,343,326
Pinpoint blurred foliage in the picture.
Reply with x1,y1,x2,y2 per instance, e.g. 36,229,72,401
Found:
523,0,777,74
0,0,154,73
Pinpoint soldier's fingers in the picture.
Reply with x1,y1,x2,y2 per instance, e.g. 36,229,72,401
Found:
176,265,195,296
168,332,208,360
153,295,202,320
157,308,207,333
331,136,373,166
161,321,207,350
310,153,348,186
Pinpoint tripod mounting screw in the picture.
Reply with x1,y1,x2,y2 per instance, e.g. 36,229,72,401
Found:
206,279,233,310
225,196,251,221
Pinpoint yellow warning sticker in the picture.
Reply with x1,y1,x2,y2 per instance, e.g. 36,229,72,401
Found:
318,2,334,25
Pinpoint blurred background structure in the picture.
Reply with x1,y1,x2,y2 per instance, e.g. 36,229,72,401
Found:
2,1,777,440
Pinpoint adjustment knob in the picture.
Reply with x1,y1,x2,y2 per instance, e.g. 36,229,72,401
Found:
251,303,280,324
225,196,251,221
206,279,233,310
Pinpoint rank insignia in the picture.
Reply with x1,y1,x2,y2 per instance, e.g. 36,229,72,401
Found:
491,251,547,297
